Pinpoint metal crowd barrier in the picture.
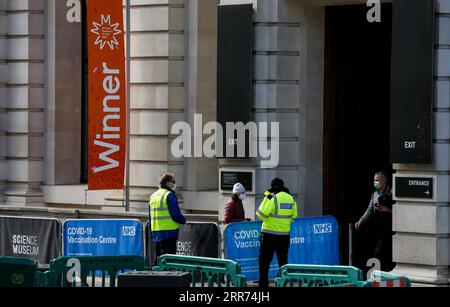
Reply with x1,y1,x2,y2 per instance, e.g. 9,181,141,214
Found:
366,270,411,287
1,255,412,288
44,255,148,287
275,264,363,287
153,254,247,287
0,256,38,287
275,264,411,287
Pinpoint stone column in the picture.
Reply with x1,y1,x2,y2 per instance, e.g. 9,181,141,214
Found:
45,0,82,186
104,0,186,212
0,0,6,203
392,0,450,286
218,0,324,220
3,0,45,206
252,0,302,218
181,0,220,212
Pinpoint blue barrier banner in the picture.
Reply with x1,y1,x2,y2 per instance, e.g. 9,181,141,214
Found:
223,216,340,281
63,219,143,256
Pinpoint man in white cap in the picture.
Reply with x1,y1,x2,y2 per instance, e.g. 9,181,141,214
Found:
224,183,251,223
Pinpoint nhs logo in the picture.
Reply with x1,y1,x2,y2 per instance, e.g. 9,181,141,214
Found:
313,223,332,234
122,226,136,236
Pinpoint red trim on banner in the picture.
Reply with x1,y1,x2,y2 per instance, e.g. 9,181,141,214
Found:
87,0,126,190
372,281,381,287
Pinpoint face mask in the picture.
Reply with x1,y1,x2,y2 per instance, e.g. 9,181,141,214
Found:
374,181,381,190
238,193,246,201
172,184,177,190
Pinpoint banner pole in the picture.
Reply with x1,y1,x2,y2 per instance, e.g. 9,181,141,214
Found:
349,223,353,266
125,0,131,212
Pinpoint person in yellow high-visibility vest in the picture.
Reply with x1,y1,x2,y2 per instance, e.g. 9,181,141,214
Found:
149,173,186,265
256,177,298,287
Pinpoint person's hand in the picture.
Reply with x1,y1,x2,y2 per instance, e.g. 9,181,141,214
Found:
355,220,363,230
376,204,392,213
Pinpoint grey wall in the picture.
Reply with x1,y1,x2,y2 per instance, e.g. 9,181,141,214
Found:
0,0,6,202
391,0,450,285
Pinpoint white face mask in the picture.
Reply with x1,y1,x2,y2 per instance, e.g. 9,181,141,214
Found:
238,193,246,201
172,183,177,190
374,181,381,191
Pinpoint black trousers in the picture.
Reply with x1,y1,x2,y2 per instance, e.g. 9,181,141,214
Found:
373,234,394,272
258,233,290,287
154,237,177,266
370,214,394,272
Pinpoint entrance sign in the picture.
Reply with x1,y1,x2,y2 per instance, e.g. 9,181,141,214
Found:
393,174,436,202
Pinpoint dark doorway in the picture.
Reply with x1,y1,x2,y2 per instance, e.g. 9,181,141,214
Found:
323,4,393,272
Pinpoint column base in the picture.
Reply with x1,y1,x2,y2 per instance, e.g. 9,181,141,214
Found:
393,263,450,286
103,188,154,213
3,184,45,207
0,181,5,204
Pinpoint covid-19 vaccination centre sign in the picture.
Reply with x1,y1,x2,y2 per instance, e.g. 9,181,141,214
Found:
223,216,340,281
63,219,143,256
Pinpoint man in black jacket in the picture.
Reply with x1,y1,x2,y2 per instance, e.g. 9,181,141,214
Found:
355,171,394,271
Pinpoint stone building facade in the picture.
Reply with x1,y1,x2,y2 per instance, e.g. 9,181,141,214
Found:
0,0,449,285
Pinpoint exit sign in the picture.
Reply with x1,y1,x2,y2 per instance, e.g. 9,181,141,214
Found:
390,0,434,164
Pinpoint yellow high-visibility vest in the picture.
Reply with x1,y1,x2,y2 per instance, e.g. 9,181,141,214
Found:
149,188,180,231
256,191,298,235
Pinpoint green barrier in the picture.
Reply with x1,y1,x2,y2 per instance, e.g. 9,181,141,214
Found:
153,255,247,287
45,255,147,287
275,264,364,287
34,271,48,287
366,270,411,287
0,256,37,287
324,281,370,287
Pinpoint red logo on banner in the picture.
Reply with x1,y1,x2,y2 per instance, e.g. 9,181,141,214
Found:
88,0,126,190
